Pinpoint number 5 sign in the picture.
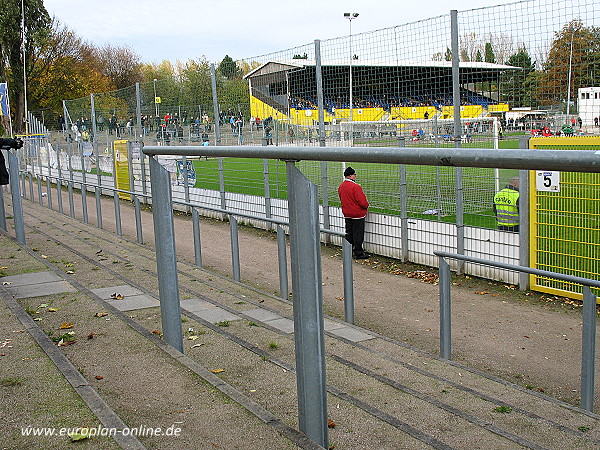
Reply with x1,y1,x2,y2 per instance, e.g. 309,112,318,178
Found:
535,171,560,192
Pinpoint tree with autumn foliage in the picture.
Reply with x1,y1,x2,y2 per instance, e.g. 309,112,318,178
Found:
0,0,50,132
27,21,114,122
537,19,600,110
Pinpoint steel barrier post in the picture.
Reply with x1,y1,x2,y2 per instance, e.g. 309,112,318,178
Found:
45,148,53,210
56,180,63,215
68,181,74,218
277,225,288,299
114,192,122,236
343,239,355,324
92,92,102,229
140,152,148,205
192,208,203,267
56,143,63,215
134,196,143,244
518,138,530,291
7,152,25,244
439,256,452,359
580,286,596,412
148,156,183,353
218,157,226,217
67,139,75,218
182,155,190,209
28,173,33,202
37,177,42,205
96,189,103,229
263,159,273,228
398,139,409,262
286,161,328,448
0,188,6,231
229,215,241,282
82,182,89,224
320,162,330,244
80,142,89,224
20,171,25,200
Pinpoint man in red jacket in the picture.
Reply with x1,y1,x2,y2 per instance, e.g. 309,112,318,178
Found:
338,166,370,259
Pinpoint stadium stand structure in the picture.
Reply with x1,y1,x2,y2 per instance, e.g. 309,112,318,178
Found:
244,60,516,125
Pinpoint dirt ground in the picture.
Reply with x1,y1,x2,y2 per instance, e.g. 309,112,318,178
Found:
2,189,599,450
88,196,599,411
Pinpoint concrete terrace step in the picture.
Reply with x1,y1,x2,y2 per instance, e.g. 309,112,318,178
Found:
2,191,599,449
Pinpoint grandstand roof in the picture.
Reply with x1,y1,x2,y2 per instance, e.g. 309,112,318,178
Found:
243,59,520,79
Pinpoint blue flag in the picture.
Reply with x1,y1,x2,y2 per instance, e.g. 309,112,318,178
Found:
0,83,8,116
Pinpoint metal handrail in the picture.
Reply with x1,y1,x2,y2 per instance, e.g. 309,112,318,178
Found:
435,250,597,412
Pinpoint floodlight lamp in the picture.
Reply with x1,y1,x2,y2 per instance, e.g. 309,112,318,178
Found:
344,12,350,17
352,13,359,18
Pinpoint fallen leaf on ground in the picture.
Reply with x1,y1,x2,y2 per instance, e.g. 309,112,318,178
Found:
0,266,8,269
87,333,95,339
187,336,199,340
95,375,103,380
327,418,336,428
65,271,75,274
191,343,204,348
48,308,59,312
68,431,90,441
210,369,224,373
2,282,11,285
58,340,76,346
110,293,124,300
94,312,108,317
151,330,162,335
58,322,74,329
38,304,48,308
474,291,490,295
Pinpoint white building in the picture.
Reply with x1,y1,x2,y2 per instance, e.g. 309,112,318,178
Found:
577,87,600,127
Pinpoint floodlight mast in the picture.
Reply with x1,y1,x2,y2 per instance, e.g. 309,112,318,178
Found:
344,12,359,122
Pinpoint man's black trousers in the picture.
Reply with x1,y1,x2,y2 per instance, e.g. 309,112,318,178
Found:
344,217,366,256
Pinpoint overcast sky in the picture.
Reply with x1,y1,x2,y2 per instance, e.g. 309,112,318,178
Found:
43,0,511,64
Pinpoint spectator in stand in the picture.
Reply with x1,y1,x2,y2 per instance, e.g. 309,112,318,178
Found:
58,114,65,132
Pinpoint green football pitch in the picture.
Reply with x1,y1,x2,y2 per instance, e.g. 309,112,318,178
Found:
186,138,521,229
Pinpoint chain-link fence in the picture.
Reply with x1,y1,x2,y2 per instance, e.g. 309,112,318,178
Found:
24,0,596,290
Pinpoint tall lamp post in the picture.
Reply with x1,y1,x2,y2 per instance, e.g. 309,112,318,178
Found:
344,12,359,122
566,30,575,123
21,0,29,136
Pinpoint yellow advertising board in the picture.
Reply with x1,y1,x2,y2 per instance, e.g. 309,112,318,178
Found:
113,140,131,200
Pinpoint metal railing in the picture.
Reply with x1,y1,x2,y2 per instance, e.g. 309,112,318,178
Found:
142,143,600,446
11,158,358,324
435,250,598,412
5,143,600,445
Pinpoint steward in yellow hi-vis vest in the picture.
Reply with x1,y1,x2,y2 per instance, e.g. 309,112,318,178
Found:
493,176,520,232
